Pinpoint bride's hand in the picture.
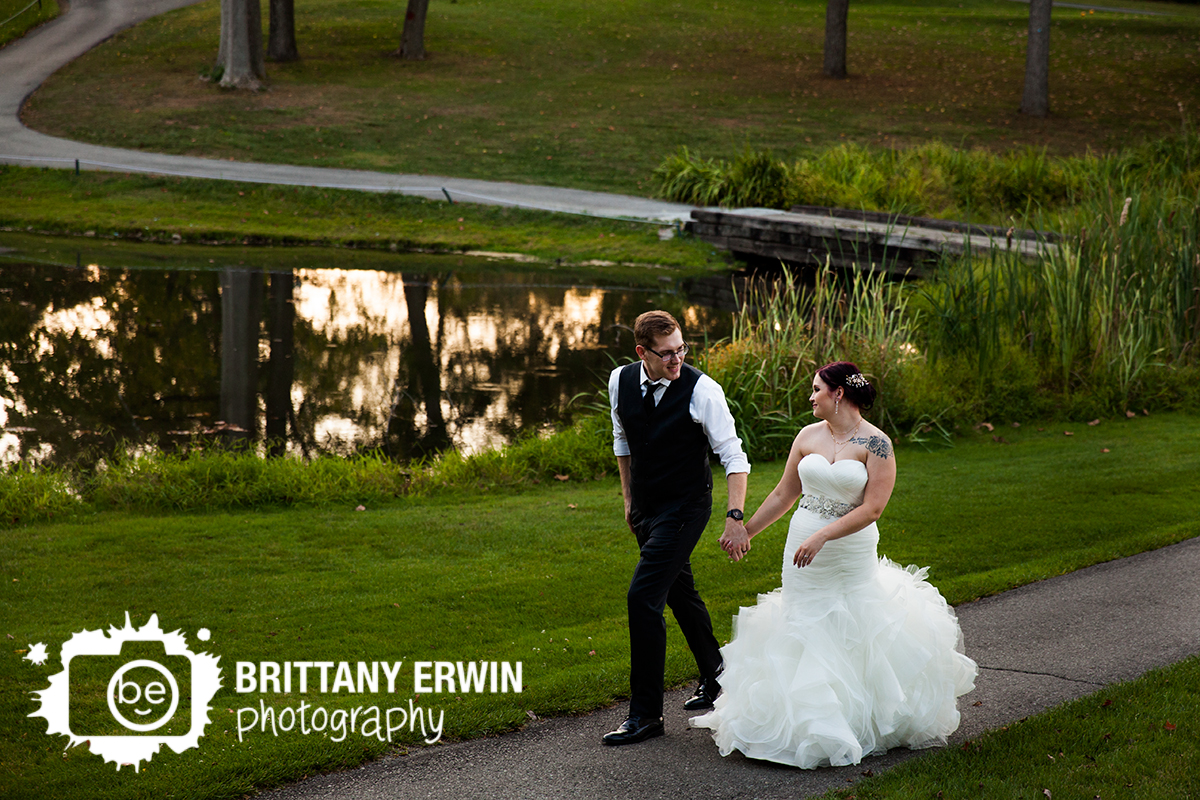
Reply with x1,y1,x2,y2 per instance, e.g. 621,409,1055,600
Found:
793,533,825,568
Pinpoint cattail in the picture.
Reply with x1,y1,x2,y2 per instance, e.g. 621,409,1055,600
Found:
1119,197,1132,226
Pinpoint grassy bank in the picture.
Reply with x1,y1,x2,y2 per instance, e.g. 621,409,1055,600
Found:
825,655,1200,800
4,414,1199,800
654,129,1200,224
0,166,718,269
20,0,1200,194
0,0,58,48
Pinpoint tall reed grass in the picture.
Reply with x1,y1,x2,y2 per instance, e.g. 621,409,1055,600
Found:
919,188,1200,410
696,262,917,459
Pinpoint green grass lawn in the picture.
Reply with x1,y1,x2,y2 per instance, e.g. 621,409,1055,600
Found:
0,0,58,48
3,413,1198,800
20,0,1200,195
0,167,720,270
826,655,1200,800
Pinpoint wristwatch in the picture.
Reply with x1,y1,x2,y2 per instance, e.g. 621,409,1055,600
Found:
726,509,744,521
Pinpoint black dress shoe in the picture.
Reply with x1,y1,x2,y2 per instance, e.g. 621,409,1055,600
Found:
683,677,721,711
601,716,664,746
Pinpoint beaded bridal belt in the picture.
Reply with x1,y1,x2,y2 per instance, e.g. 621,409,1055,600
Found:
798,494,859,519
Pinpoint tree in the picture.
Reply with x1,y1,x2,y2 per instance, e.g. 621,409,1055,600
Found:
397,0,430,61
268,0,299,62
217,0,266,89
823,0,850,79
1020,0,1052,117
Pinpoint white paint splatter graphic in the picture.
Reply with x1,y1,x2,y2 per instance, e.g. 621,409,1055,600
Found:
24,642,49,666
28,613,222,771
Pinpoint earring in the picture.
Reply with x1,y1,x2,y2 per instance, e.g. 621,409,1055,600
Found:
835,397,840,416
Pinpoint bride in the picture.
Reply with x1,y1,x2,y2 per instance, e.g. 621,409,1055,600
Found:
691,361,977,768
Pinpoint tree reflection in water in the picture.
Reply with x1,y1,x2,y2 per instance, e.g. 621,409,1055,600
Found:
0,256,732,467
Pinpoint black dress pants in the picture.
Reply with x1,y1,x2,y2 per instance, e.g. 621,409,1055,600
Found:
626,495,723,719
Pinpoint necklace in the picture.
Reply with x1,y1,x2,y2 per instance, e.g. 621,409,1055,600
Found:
828,419,862,459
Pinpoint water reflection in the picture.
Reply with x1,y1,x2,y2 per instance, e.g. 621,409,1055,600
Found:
0,241,735,466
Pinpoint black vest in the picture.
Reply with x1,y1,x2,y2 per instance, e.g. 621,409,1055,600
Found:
617,362,713,516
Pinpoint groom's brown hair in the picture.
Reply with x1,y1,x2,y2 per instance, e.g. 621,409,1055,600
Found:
633,310,680,349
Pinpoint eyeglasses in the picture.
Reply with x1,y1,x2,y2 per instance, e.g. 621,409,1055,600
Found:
644,343,690,363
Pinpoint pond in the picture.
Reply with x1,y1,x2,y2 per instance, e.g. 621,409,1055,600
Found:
0,233,741,467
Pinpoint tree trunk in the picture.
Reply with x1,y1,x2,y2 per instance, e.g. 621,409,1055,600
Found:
823,0,849,79
1020,0,1052,117
218,0,265,89
398,0,430,61
268,0,299,62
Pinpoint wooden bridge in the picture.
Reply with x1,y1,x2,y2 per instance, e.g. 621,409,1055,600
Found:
689,206,1061,276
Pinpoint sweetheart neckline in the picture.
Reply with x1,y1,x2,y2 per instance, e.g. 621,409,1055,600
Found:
802,452,867,469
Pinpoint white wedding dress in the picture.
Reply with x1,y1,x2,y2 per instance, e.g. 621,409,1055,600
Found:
691,453,977,768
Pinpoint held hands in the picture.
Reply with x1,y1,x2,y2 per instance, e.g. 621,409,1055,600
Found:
793,532,826,568
719,519,751,562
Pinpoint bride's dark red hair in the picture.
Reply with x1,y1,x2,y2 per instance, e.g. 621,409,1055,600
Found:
817,361,877,411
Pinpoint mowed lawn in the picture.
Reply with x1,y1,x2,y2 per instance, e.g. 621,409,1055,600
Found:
20,0,1200,195
3,413,1198,800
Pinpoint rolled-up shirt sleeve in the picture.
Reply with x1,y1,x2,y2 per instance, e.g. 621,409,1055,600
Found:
609,365,630,457
691,374,751,476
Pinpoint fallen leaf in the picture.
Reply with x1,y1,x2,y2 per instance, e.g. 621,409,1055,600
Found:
974,421,994,432
1101,448,1110,453
1011,422,1021,428
1044,790,1052,799
1143,408,1150,416
1037,427,1045,432
973,700,983,706
355,505,366,512
1165,722,1177,731
1088,418,1101,426
554,474,570,481
588,650,596,655
1102,699,1113,707
1064,431,1074,436
992,435,1009,444
525,710,539,721
1126,410,1136,418
567,503,577,509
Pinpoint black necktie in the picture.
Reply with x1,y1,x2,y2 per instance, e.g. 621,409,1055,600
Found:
642,381,657,417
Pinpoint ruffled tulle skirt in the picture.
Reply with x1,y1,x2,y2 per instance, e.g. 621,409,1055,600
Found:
690,509,977,768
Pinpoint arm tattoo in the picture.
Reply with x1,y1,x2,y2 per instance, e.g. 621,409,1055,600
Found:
850,435,892,460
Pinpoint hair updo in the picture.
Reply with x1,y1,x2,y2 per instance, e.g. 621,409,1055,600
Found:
817,361,877,411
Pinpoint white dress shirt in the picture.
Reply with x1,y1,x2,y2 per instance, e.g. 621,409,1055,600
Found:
608,363,751,476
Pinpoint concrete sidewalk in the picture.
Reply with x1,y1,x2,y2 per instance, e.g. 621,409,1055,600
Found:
0,0,697,223
256,537,1200,800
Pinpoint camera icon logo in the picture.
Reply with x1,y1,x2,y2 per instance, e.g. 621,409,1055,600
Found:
30,613,222,771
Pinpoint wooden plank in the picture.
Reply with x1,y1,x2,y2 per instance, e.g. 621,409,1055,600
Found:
689,207,1056,275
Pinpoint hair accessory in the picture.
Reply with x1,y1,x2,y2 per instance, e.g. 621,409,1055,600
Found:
845,373,869,389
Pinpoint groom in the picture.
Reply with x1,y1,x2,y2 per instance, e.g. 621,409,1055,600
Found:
602,310,750,746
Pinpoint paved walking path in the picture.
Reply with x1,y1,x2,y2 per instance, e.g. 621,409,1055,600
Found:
0,0,696,223
253,537,1200,800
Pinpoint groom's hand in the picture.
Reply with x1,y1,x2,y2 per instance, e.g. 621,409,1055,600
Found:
720,520,750,562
